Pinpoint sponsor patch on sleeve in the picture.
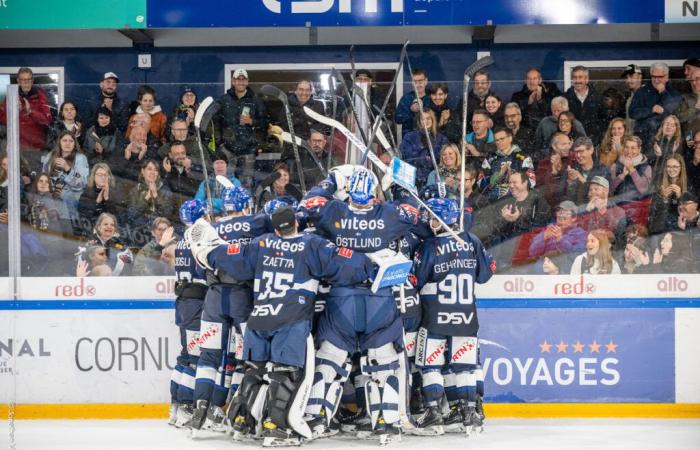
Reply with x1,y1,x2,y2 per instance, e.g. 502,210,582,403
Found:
227,243,241,255
338,247,354,258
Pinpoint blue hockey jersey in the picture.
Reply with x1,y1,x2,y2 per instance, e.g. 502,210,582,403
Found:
413,231,495,336
207,232,375,331
213,213,272,245
174,238,207,287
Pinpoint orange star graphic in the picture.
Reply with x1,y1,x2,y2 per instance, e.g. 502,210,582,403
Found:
539,340,552,353
588,340,601,353
556,340,568,353
572,340,584,353
605,340,618,353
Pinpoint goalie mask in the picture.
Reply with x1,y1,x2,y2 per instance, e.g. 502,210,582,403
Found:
179,199,207,226
348,167,378,205
222,186,252,213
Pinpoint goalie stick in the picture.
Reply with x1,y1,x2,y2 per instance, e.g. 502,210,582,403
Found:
194,96,220,220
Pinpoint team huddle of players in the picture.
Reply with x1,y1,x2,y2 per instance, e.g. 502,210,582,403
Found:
168,164,495,447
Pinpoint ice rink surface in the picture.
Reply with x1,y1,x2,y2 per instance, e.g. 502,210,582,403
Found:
2,419,699,450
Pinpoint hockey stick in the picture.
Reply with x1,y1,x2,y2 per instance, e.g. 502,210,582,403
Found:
304,106,467,245
260,84,307,194
362,40,409,165
459,55,495,231
194,96,220,220
404,53,443,196
331,67,369,147
327,74,339,172
280,131,328,177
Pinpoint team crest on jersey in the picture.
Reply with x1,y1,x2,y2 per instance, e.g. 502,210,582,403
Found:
227,243,241,255
490,257,497,273
259,240,266,247
335,221,341,228
338,247,354,258
302,196,327,209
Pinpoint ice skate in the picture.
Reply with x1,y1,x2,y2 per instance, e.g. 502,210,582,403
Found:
175,403,194,429
261,420,303,447
355,415,374,439
201,405,228,433
306,411,339,439
373,417,402,446
442,403,466,433
337,406,362,433
462,405,484,436
168,402,179,426
409,406,445,436
476,395,486,423
187,400,209,437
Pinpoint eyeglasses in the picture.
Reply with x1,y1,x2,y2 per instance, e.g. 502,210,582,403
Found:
650,74,667,79
172,128,188,132
666,165,681,169
471,119,487,124
17,77,32,82
504,114,520,119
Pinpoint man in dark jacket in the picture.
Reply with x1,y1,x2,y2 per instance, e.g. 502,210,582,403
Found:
396,68,432,136
286,80,326,140
163,141,203,203
81,72,131,132
215,68,267,189
630,62,682,145
510,68,562,130
564,66,607,144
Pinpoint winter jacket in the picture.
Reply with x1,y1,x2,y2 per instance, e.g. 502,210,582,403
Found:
215,87,267,155
78,232,134,276
535,156,571,209
528,223,587,261
510,81,562,130
399,130,449,186
80,92,131,131
488,190,551,246
534,116,586,162
480,145,535,202
41,152,89,214
678,92,700,137
564,85,608,143
0,86,52,151
195,174,242,215
610,153,652,202
629,83,682,137
564,162,610,206
84,125,122,166
46,120,85,149
286,94,326,140
396,92,432,136
428,102,462,144
648,191,681,234
126,181,175,229
76,184,126,237
127,106,168,144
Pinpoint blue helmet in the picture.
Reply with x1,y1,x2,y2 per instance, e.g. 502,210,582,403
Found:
222,186,251,212
425,197,460,227
348,167,378,205
263,196,298,216
179,199,207,226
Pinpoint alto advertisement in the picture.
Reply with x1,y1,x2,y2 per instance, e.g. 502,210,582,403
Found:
147,0,670,28
479,309,675,403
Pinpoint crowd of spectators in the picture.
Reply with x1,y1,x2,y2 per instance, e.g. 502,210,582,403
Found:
0,58,698,277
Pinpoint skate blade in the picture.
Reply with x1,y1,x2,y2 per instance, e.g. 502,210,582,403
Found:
407,425,444,436
356,430,378,440
379,433,402,446
443,423,467,434
262,437,303,447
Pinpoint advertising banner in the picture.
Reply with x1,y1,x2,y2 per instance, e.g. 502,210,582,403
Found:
0,0,146,29
479,309,675,403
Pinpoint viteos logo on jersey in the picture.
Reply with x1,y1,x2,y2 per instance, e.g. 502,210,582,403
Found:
482,337,620,388
217,220,251,234
436,240,474,255
437,311,474,325
262,238,306,252
262,0,403,14
252,304,284,316
338,217,385,231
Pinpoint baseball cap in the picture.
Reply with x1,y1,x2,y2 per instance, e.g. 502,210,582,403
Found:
232,68,249,79
103,72,119,82
621,64,642,78
271,206,296,233
355,69,372,79
683,58,700,70
556,200,578,213
589,176,609,189
679,191,698,204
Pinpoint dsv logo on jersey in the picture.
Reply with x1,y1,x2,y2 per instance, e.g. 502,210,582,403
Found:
262,0,404,14
252,304,283,316
437,311,474,325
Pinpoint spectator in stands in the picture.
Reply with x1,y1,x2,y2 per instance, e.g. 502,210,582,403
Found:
428,83,462,144
41,130,89,220
565,137,610,205
630,62,682,146
0,67,52,169
255,161,302,209
195,151,241,216
401,110,449,188
649,231,693,273
529,200,587,275
510,68,562,130
27,173,72,235
598,118,629,167
215,68,267,189
132,217,176,276
125,112,162,151
536,132,573,209
158,118,200,162
47,100,85,149
621,64,643,132
577,176,627,249
287,79,326,140
484,94,505,128
77,163,124,238
621,235,651,274
129,85,168,144
504,102,534,157
678,68,700,139
170,85,198,137
464,109,495,162
650,115,687,180
675,191,700,271
611,136,652,209
83,72,129,131
534,96,585,162
648,154,687,234
396,68,431,136
127,159,175,235
162,140,202,201
426,143,462,199
76,245,111,277
557,111,584,142
481,127,534,203
686,130,700,193
84,107,122,166
465,70,494,131
115,125,159,182
565,65,607,144
292,129,334,188
601,87,626,124
79,212,133,276
349,69,385,119
570,229,621,274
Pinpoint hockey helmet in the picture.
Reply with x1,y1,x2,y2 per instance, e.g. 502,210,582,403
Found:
222,186,251,212
179,199,207,226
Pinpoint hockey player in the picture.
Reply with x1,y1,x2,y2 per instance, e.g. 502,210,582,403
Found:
412,197,495,436
189,186,271,434
186,205,378,446
169,199,208,427
301,166,429,443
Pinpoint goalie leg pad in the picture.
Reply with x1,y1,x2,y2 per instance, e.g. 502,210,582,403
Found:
306,341,350,423
226,361,267,429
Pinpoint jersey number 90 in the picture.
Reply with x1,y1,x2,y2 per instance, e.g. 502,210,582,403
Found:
437,273,473,305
